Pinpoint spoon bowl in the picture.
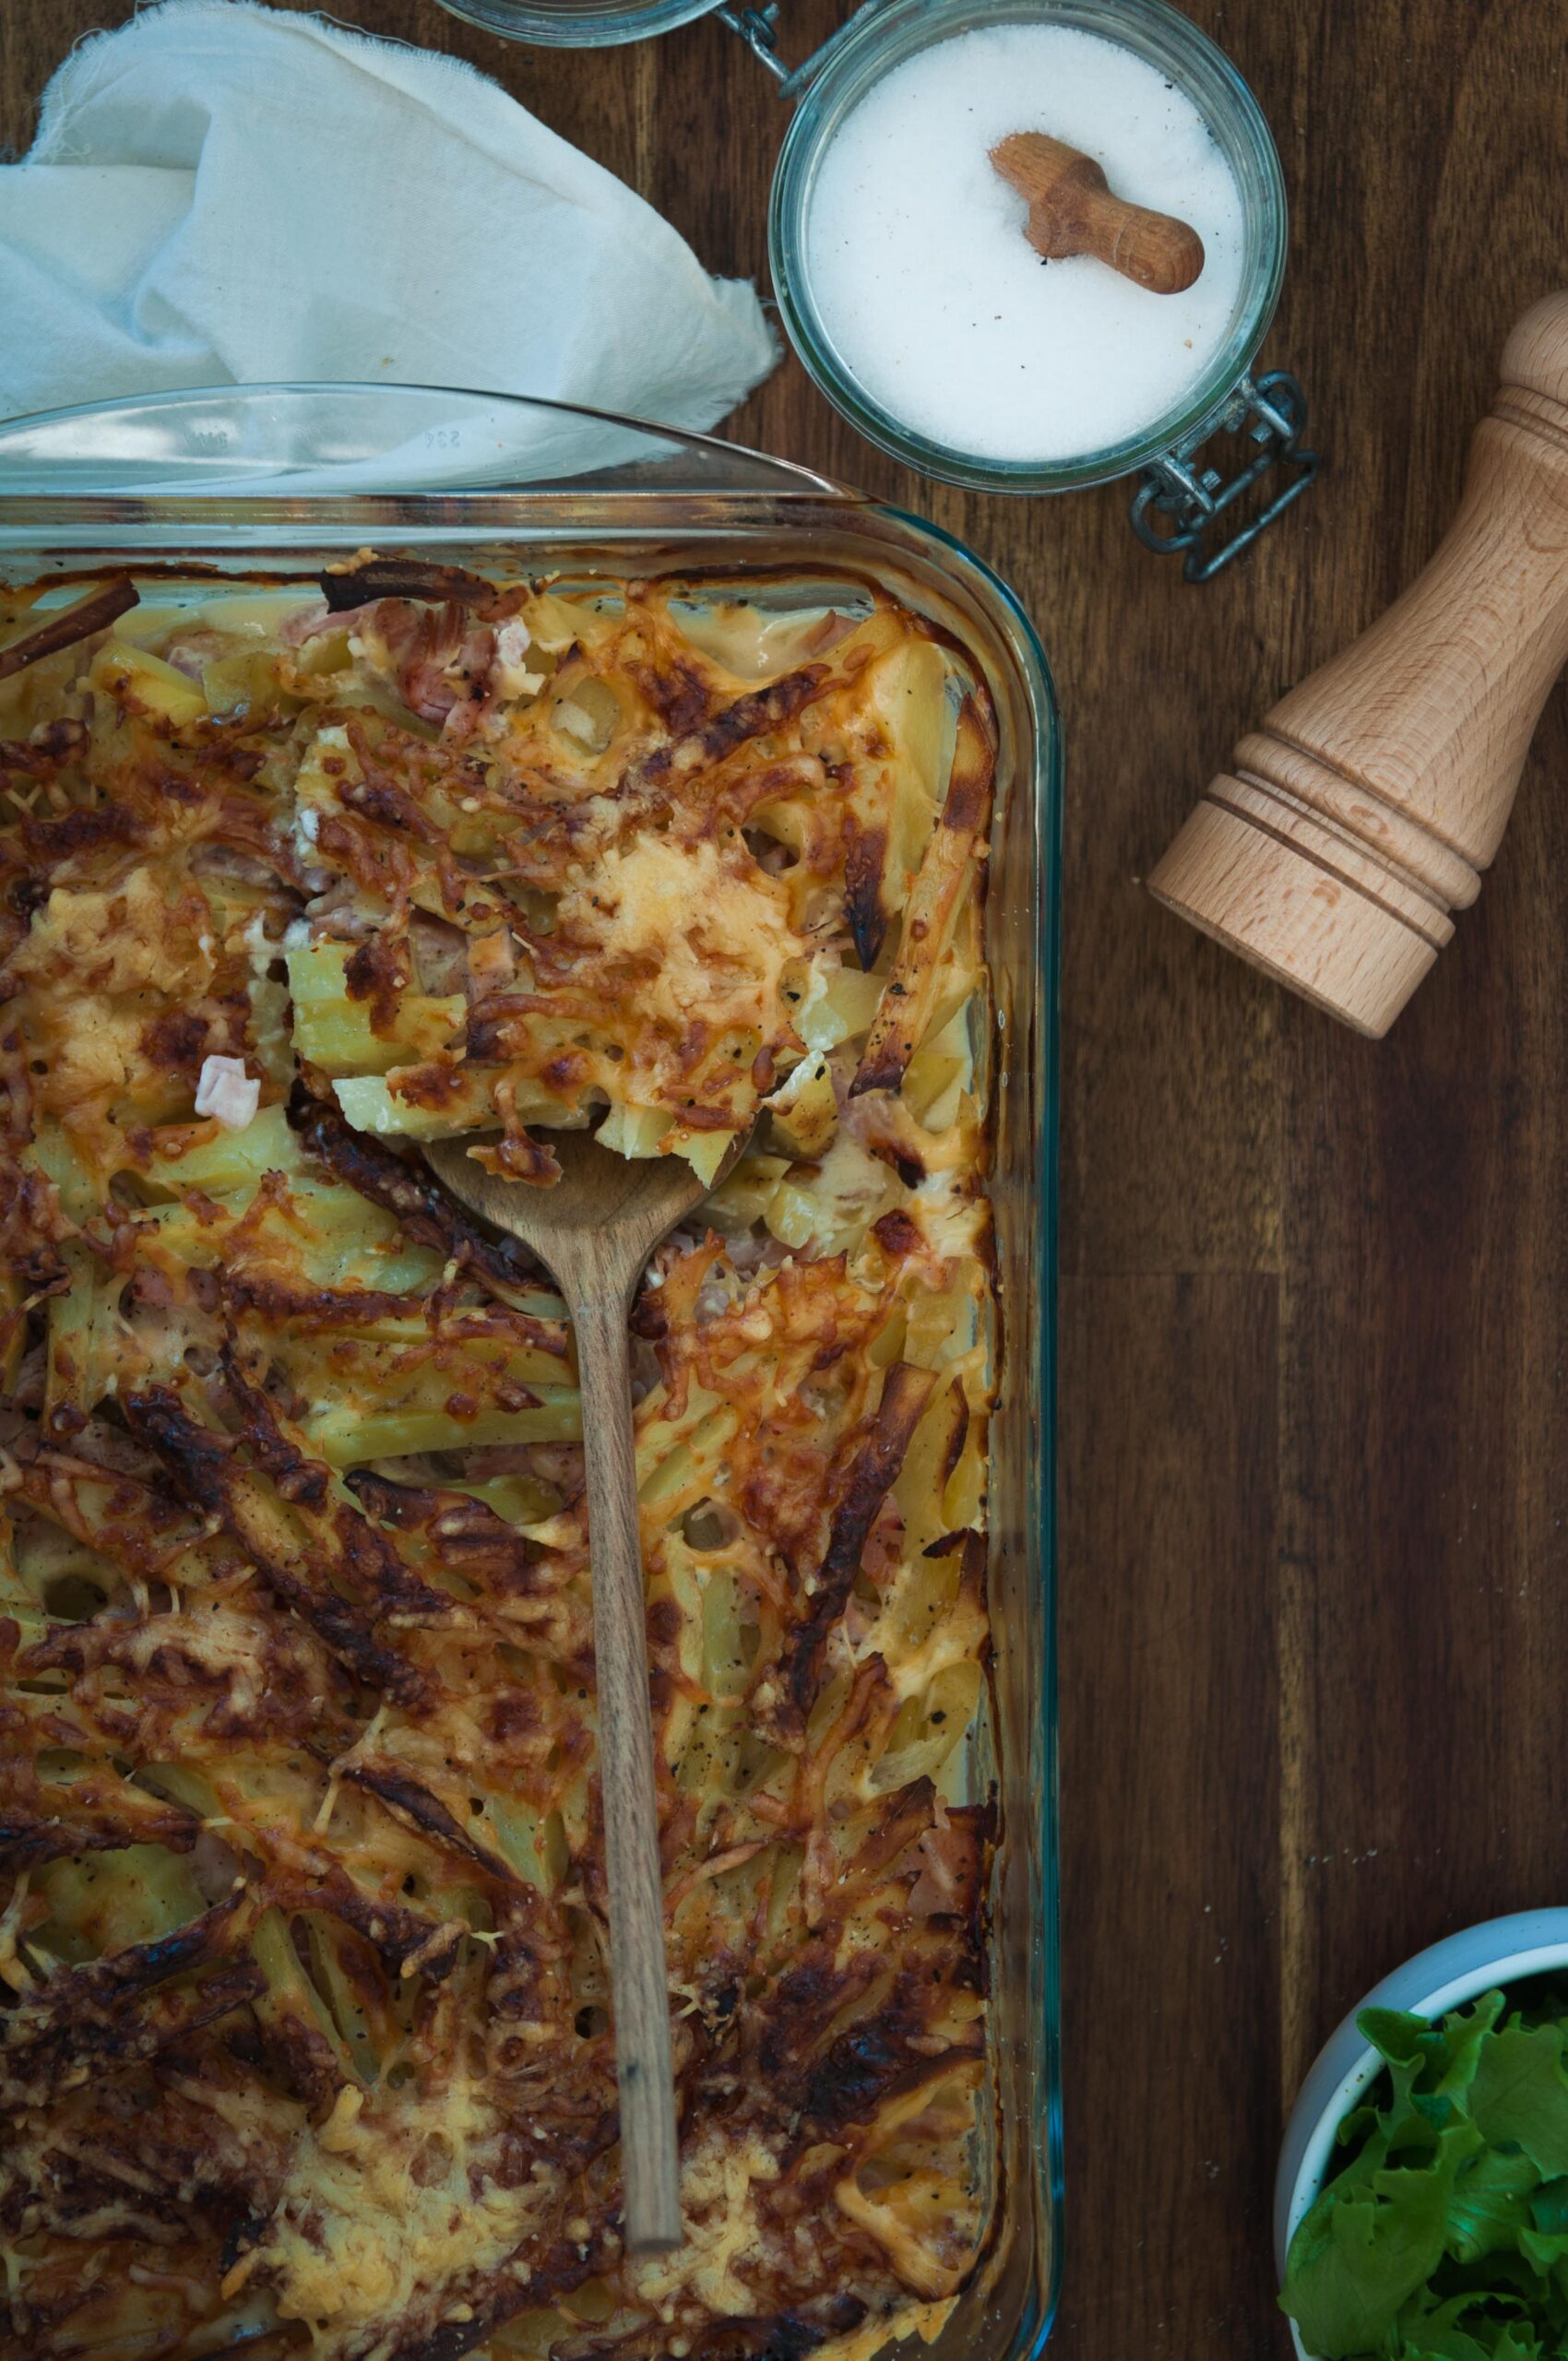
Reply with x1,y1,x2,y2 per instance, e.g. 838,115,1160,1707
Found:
426,1124,738,1262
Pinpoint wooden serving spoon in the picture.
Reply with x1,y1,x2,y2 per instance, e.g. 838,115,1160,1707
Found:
991,131,1205,295
424,1123,754,2254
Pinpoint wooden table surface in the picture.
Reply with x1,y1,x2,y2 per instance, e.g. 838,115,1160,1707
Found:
5,1,1567,2352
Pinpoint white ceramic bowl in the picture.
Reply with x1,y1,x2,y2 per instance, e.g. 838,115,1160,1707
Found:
1273,1908,1568,2361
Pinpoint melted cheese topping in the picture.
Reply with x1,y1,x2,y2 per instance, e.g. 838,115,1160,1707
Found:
255,2084,547,2343
0,564,1000,2361
556,833,797,1034
632,2130,781,2320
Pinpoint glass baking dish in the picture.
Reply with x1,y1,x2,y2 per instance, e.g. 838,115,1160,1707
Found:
0,384,1063,2361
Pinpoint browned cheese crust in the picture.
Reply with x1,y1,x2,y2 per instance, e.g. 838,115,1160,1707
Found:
0,565,999,2361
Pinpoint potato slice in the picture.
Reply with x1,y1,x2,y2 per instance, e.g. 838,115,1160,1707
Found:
767,1051,838,1160
89,639,208,727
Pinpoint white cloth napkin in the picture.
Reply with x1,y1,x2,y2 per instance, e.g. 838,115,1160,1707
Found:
0,0,778,445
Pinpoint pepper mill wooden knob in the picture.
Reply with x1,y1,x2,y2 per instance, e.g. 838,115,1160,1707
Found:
991,132,1205,295
1147,291,1568,1037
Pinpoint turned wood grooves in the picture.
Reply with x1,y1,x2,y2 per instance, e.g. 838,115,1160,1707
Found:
1148,290,1568,1036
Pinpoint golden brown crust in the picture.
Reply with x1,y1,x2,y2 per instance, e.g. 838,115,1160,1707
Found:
0,566,997,2361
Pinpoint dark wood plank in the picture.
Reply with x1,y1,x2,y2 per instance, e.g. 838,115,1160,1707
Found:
1260,0,1568,2128
1277,684,1568,2099
3,4,1566,2355
1058,1271,1281,2354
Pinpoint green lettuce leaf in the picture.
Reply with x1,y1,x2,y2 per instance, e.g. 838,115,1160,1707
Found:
1281,1992,1568,2360
1447,2148,1541,2263
1470,2027,1568,2178
1396,2287,1547,2361
1526,2177,1568,2238
1282,2123,1485,2356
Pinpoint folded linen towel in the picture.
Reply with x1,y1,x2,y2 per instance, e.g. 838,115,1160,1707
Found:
0,0,777,443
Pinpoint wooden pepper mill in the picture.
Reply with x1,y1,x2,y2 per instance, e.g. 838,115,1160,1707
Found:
1147,291,1568,1036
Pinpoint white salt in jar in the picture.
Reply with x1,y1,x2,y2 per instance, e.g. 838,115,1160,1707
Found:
770,0,1313,574
801,22,1249,469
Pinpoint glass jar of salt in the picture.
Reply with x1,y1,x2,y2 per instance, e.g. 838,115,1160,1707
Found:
771,0,1313,575
436,0,1315,577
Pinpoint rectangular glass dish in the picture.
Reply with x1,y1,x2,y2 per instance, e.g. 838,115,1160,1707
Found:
0,387,1062,2361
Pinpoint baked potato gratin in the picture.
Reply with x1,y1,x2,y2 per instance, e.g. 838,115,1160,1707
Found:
0,557,1000,2361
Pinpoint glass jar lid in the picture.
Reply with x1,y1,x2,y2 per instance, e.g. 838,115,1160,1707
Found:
769,0,1289,492
437,0,720,45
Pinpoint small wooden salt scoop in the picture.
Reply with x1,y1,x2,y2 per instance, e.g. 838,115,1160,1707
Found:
991,130,1205,295
425,1122,754,2253
1148,290,1568,1037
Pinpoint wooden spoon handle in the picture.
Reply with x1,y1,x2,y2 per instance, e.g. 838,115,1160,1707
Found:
0,575,138,681
567,1283,683,2252
1076,181,1206,296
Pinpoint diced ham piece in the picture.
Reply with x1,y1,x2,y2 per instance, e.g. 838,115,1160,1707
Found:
194,1055,260,1132
279,599,376,647
467,929,517,993
726,1233,790,1279
908,1823,968,1916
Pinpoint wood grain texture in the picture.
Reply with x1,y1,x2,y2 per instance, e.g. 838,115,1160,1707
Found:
563,1283,682,2254
424,1131,741,2253
991,132,1206,294
5,0,1567,2349
1149,291,1568,1037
